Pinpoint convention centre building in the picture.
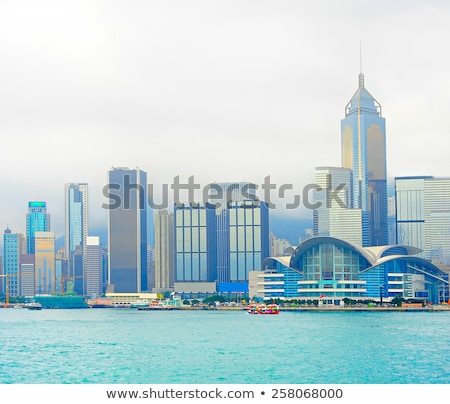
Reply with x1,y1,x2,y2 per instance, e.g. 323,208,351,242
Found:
253,236,449,305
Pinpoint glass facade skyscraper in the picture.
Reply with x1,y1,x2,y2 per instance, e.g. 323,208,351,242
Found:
396,176,450,265
174,182,270,293
26,201,50,254
341,72,388,246
174,203,217,283
220,200,269,285
65,183,88,281
34,231,56,295
313,167,364,245
395,176,429,257
3,228,25,297
107,167,148,292
424,178,450,265
208,182,269,288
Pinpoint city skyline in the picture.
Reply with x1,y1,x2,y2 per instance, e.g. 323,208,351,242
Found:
1,1,450,244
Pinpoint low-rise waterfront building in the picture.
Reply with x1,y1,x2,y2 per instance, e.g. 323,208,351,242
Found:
105,291,159,307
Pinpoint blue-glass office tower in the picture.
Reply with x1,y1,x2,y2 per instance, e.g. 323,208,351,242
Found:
174,182,270,293
396,176,450,265
65,183,88,282
395,177,430,256
341,72,388,246
217,200,269,292
3,228,24,297
107,167,147,292
174,203,217,283
26,202,50,254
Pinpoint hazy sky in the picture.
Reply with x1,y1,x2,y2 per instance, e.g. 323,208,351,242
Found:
1,0,450,242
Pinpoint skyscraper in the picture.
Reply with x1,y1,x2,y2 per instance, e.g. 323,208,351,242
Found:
3,228,25,297
34,231,56,295
174,182,270,294
26,202,50,254
64,183,88,279
222,199,269,288
154,209,174,291
107,167,148,292
19,254,35,297
341,71,388,246
396,176,450,265
424,178,450,265
395,176,429,256
147,244,155,291
207,182,269,289
84,236,103,297
55,248,68,294
174,202,217,284
313,167,364,245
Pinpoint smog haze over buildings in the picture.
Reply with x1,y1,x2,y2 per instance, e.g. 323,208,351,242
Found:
1,0,450,246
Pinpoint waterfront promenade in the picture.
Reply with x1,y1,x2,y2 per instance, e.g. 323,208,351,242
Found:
183,304,450,312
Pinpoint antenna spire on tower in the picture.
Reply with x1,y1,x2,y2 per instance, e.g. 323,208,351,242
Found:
359,42,364,88
360,42,362,73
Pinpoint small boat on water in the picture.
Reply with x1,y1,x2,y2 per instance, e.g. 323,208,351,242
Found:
137,299,180,310
87,297,113,308
25,302,42,310
247,303,279,315
130,299,152,309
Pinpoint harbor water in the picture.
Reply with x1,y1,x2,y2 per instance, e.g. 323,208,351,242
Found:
1,308,449,384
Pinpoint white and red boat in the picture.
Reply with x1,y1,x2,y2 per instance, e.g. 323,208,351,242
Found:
247,303,279,315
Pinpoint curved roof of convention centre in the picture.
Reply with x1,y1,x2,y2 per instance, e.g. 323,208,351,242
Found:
262,237,448,285
289,236,374,268
361,255,449,284
263,236,437,275
364,245,422,260
262,255,294,271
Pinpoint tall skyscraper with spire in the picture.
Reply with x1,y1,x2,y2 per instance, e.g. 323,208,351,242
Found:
341,69,388,246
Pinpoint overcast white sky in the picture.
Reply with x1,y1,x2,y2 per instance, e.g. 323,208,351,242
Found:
1,0,450,241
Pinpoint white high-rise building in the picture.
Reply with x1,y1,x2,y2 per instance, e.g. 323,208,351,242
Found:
314,167,363,246
84,236,102,297
154,209,174,291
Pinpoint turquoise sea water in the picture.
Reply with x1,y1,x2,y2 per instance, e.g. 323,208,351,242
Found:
1,308,449,384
